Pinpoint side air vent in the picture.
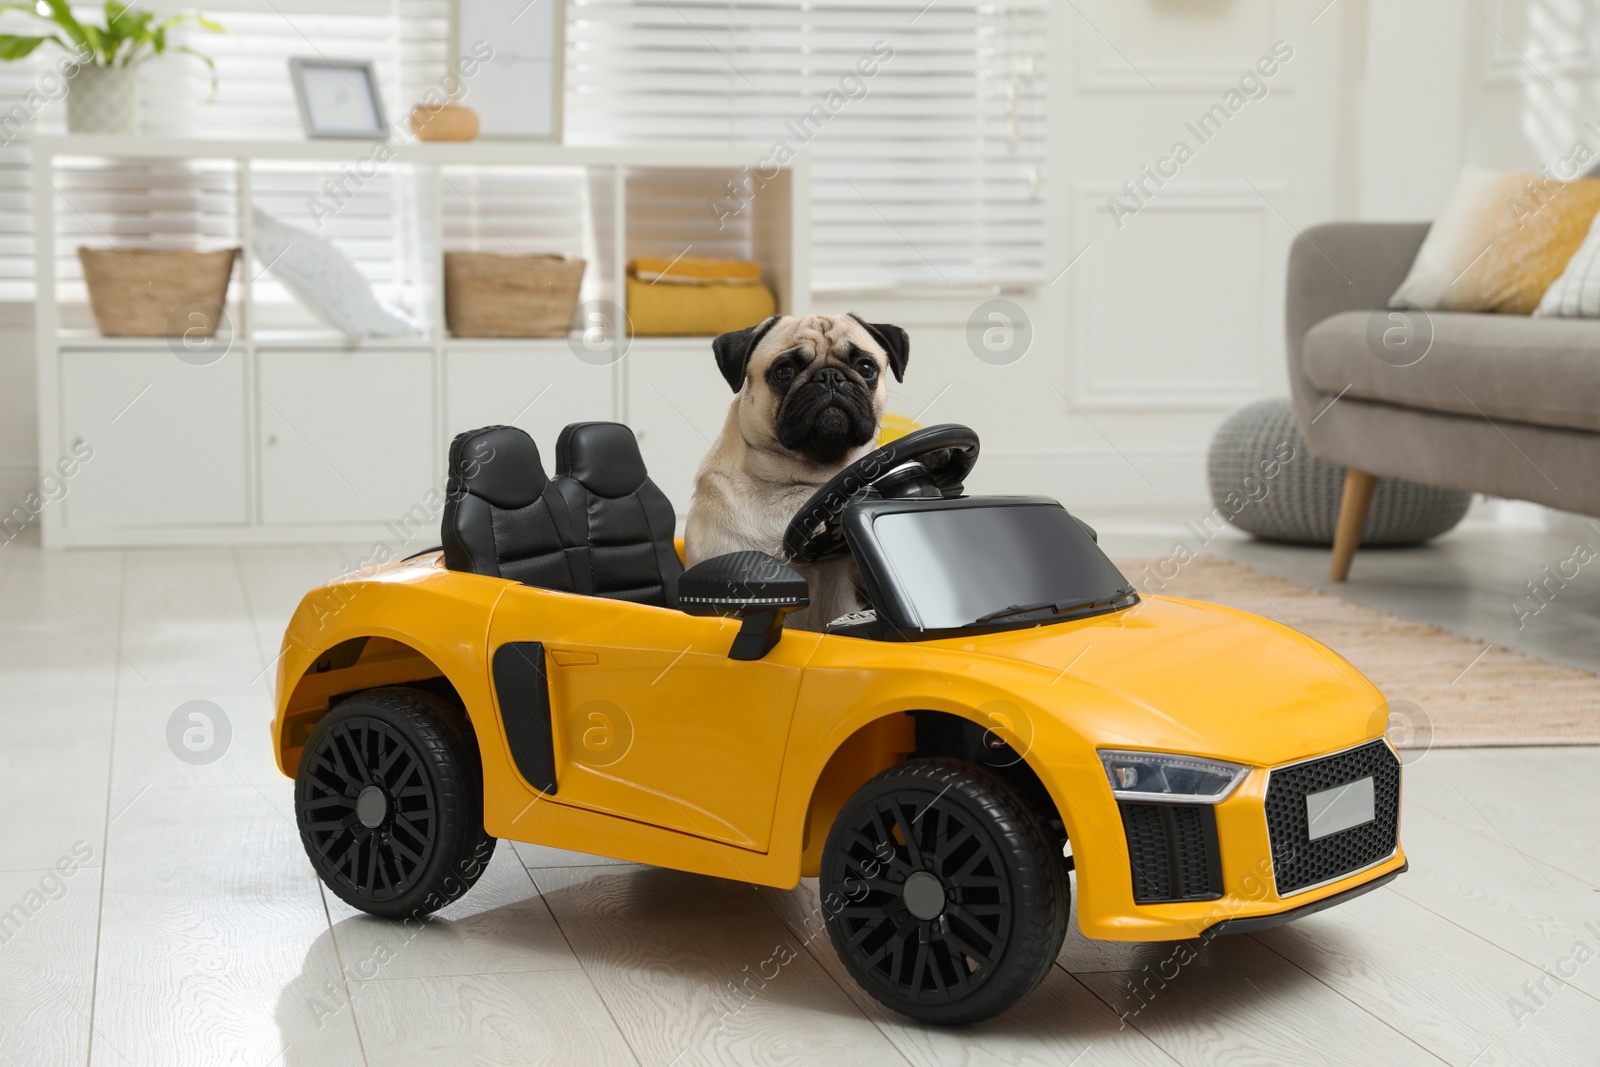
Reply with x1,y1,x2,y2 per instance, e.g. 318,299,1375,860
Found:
490,642,557,794
1120,801,1224,903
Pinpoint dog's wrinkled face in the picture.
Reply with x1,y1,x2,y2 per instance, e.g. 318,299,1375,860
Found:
713,313,909,468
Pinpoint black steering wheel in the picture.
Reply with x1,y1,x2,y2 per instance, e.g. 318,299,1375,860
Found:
783,423,980,563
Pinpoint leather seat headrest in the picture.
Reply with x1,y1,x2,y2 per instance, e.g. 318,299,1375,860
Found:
556,422,649,499
448,425,548,510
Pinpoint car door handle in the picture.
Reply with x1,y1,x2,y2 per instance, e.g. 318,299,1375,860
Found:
550,650,599,666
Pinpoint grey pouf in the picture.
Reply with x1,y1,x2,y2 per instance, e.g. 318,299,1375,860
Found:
1207,398,1471,546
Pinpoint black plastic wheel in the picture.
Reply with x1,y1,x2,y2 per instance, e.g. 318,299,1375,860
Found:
820,758,1070,1024
294,686,495,919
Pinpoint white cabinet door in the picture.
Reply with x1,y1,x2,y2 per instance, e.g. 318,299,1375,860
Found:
258,349,436,525
60,348,248,528
444,343,614,463
624,339,730,517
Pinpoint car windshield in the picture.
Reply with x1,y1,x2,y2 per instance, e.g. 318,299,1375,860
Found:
870,503,1135,631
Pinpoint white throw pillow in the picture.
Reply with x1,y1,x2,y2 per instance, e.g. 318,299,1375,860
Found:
1536,208,1600,316
250,208,421,338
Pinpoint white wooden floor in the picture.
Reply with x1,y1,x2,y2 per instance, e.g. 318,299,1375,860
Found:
1,534,1597,1067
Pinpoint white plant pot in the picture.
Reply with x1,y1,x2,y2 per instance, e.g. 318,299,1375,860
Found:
66,64,141,135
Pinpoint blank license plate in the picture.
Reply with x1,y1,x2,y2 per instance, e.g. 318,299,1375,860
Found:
1305,777,1376,840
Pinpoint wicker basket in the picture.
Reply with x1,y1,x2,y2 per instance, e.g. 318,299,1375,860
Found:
444,252,586,338
78,247,238,338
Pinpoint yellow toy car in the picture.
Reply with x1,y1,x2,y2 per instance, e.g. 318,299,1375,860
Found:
274,421,1405,1024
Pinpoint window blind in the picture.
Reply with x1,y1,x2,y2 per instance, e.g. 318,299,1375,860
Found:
0,0,1046,299
565,0,1049,289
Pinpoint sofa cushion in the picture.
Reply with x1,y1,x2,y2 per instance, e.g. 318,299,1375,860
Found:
1303,310,1600,434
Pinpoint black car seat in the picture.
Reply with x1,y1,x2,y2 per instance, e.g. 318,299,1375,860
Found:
551,421,684,608
441,425,583,590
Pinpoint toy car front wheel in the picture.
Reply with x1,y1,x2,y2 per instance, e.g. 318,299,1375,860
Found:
294,687,495,919
820,758,1070,1024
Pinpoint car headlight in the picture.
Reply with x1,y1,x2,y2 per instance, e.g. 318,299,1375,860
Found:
1098,750,1248,803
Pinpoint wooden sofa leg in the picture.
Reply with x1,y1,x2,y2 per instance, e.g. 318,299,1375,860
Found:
1330,469,1377,582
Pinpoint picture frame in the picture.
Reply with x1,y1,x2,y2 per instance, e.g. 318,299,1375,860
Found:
448,0,565,142
288,58,389,140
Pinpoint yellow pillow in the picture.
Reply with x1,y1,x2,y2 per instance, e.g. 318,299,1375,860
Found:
631,255,762,285
626,275,775,336
1388,167,1600,315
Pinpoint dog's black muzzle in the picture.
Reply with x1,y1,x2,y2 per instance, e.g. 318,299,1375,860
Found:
776,371,877,465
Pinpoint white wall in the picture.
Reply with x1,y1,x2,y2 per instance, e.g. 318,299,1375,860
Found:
1355,0,1468,219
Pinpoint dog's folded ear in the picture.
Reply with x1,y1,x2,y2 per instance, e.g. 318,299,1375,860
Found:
848,314,910,382
713,316,781,393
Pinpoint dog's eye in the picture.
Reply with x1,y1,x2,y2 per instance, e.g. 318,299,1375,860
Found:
773,364,795,384
854,358,879,379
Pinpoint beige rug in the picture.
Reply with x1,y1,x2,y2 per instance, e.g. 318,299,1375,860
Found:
1114,555,1600,748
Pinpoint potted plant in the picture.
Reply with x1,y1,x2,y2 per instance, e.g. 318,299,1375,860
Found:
0,1,222,134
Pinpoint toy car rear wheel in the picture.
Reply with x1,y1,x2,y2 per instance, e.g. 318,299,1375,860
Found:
820,757,1070,1024
294,686,495,920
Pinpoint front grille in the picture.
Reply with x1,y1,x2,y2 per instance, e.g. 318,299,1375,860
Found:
1265,739,1401,896
1120,802,1223,903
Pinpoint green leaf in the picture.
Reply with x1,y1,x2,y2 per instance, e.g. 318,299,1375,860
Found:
118,10,152,46
0,33,50,60
78,23,107,62
111,9,154,64
175,42,215,100
79,24,104,55
0,4,227,79
159,12,224,34
40,1,89,53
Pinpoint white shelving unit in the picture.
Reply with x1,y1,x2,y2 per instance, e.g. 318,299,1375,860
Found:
32,136,809,547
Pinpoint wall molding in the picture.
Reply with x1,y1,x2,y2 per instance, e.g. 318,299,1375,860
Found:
1074,0,1295,95
1069,181,1281,411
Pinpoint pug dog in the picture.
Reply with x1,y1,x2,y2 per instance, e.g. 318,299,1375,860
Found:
685,313,909,631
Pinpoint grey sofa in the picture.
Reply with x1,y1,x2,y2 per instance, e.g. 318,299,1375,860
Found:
1286,222,1600,580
